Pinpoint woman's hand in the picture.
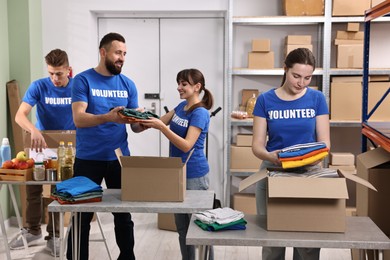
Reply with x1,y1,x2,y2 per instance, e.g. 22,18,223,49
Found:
138,117,166,130
269,150,282,166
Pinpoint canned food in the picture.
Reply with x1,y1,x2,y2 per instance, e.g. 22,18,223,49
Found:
46,169,57,181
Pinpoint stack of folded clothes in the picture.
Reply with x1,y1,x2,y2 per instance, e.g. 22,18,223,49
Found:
117,108,159,122
193,207,247,231
51,176,103,204
278,142,329,169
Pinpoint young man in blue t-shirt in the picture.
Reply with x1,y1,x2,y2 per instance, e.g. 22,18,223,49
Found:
12,49,75,256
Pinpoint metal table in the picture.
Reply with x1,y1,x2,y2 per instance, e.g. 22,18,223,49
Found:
187,214,390,260
48,189,215,260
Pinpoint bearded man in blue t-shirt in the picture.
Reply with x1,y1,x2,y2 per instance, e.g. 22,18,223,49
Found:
67,32,146,260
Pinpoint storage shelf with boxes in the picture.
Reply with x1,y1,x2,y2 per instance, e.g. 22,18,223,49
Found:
226,0,390,207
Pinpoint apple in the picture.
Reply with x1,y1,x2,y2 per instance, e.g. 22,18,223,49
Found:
2,160,14,169
16,151,28,162
12,158,20,165
16,161,29,170
26,158,35,168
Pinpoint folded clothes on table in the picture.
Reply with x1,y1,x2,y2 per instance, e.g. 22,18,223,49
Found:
194,218,247,231
194,207,245,225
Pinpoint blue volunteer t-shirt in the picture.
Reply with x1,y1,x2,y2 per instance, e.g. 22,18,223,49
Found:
23,77,75,130
253,87,329,152
71,68,138,161
170,101,210,179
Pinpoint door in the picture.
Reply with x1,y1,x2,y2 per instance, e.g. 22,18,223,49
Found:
98,16,224,197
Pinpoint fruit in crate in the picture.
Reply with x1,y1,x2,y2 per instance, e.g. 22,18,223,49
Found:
1,151,35,170
2,160,14,169
16,151,28,161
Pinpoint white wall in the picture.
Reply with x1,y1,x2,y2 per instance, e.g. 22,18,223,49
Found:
41,0,228,76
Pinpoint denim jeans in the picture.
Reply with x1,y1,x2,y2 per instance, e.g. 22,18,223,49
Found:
174,175,213,260
256,161,320,260
66,158,135,260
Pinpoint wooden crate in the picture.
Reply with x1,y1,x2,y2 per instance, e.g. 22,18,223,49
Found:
0,168,33,181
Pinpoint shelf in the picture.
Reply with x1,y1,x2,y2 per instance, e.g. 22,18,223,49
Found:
233,16,325,25
330,68,390,75
231,118,253,126
233,68,324,76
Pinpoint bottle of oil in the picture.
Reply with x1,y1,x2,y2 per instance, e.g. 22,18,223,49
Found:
246,93,257,117
57,141,66,180
61,141,74,180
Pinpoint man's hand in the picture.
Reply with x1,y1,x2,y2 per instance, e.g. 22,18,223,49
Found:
30,129,48,152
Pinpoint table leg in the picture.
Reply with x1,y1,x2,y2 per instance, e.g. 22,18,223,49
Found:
55,211,65,260
0,184,12,260
7,184,28,250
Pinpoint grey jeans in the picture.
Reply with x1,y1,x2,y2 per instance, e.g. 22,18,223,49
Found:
255,161,320,260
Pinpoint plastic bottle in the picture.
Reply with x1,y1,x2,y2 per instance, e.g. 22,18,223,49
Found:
61,141,74,180
1,137,12,166
246,93,257,118
57,141,66,180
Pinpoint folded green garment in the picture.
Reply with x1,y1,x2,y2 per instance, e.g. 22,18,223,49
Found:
195,218,247,231
118,108,159,119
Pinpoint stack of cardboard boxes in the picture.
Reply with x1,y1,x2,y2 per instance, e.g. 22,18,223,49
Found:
248,39,274,69
328,152,357,212
285,35,313,57
335,23,364,69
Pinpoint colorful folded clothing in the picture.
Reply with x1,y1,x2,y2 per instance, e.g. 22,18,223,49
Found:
281,151,329,169
279,142,327,158
279,147,329,162
55,176,103,196
118,108,159,120
194,218,247,231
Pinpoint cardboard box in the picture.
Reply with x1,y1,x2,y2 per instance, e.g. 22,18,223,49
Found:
286,35,312,45
334,39,363,45
230,145,262,170
24,130,76,149
331,76,362,82
236,134,253,147
233,193,257,215
372,0,386,7
331,81,390,121
356,147,390,236
336,31,364,40
347,23,360,32
286,44,313,56
248,52,274,69
252,39,271,52
239,169,375,232
157,213,177,232
284,0,324,16
330,82,361,120
119,155,186,202
330,152,355,166
332,0,370,16
336,44,363,69
241,89,259,107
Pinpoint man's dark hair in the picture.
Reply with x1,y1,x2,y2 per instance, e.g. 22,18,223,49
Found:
99,32,126,50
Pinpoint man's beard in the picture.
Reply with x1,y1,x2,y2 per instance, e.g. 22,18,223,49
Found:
105,59,122,75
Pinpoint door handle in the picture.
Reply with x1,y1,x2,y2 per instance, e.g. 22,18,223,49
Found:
145,102,157,114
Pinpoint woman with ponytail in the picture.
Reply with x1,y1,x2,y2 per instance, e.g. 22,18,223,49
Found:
140,68,214,260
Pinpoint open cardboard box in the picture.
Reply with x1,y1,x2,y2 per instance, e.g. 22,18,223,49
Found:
239,168,376,233
116,148,189,202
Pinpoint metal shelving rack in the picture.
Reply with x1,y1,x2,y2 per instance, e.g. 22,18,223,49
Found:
225,0,390,207
361,0,390,153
